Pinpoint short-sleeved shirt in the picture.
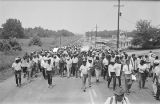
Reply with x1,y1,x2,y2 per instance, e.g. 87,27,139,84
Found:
114,63,122,76
138,64,147,73
103,58,109,66
12,62,22,71
79,65,89,75
123,64,133,74
72,57,78,63
104,96,131,104
45,63,53,71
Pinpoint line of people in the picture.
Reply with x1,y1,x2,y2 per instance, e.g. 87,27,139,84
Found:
11,45,160,101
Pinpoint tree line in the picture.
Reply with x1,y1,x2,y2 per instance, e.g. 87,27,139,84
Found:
0,18,75,39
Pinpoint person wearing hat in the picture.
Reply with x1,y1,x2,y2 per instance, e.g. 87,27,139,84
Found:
12,57,22,87
79,58,89,92
104,87,131,104
123,58,134,94
138,60,148,89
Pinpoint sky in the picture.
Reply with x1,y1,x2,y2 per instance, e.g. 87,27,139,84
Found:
0,0,160,34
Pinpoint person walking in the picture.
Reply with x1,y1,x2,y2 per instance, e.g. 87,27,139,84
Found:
108,62,116,90
138,60,148,89
87,57,93,87
102,55,109,80
104,87,131,104
66,55,72,78
45,59,54,88
114,57,122,87
27,56,34,83
79,58,89,92
93,56,102,82
72,54,78,78
123,58,133,94
12,57,22,87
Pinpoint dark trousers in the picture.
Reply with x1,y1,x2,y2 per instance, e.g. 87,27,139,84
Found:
139,73,146,88
15,70,21,86
59,64,64,76
22,67,27,78
72,63,78,77
103,65,108,80
47,71,52,85
116,76,121,87
156,83,160,99
108,72,116,90
41,67,46,79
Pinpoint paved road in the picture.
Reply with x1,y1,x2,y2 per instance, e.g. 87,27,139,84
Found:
0,73,159,104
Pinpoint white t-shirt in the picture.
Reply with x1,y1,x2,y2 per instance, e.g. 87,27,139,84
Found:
114,63,122,76
138,64,147,73
45,63,53,71
12,62,22,71
123,64,133,74
108,64,115,76
72,57,78,63
21,59,28,67
104,96,131,104
79,64,89,75
103,58,109,66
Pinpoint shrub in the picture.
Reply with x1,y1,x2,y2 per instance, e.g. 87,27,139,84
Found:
28,35,42,47
0,38,22,52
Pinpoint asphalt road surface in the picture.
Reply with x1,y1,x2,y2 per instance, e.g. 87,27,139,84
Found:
0,73,159,104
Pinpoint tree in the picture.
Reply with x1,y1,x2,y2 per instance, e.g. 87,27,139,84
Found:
131,20,160,49
1,19,24,39
28,35,42,46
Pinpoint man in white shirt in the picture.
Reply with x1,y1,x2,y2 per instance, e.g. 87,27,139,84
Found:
138,60,148,89
72,54,79,78
12,57,22,87
21,57,28,78
108,62,116,90
103,55,109,80
45,59,54,88
114,57,122,87
123,58,133,94
104,87,131,104
87,57,93,87
79,59,89,92
66,56,72,78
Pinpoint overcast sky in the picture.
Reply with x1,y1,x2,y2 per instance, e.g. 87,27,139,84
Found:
0,1,160,34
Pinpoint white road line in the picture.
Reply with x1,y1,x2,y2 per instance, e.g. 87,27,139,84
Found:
89,89,95,104
92,89,97,98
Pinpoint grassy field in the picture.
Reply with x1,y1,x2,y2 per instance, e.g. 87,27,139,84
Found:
0,36,81,82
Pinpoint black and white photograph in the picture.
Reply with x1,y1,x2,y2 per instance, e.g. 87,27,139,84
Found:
0,0,160,104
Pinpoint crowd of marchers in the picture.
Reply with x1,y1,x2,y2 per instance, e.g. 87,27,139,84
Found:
11,39,160,103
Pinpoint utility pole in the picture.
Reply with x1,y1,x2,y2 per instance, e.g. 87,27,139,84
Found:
117,0,120,51
95,24,98,48
114,0,123,51
60,34,61,48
